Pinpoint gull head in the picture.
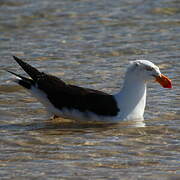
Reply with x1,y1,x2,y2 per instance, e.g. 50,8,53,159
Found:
127,60,172,88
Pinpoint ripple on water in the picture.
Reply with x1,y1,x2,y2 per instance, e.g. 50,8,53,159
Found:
0,0,179,179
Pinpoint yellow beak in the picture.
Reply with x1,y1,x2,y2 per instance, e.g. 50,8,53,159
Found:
155,74,172,88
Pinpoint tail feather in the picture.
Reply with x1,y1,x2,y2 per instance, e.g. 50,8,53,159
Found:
7,70,34,89
6,70,33,83
18,79,33,89
13,56,42,81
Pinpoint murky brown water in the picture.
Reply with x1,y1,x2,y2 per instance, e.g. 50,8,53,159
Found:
0,0,180,179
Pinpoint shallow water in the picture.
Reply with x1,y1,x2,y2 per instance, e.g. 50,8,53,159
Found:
0,0,180,179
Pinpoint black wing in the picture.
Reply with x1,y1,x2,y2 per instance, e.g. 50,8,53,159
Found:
37,75,119,116
12,56,119,116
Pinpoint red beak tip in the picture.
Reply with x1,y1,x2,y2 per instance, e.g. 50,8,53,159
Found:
156,74,172,89
165,82,172,89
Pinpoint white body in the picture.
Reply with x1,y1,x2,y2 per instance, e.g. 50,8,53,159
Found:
30,86,146,123
30,61,151,123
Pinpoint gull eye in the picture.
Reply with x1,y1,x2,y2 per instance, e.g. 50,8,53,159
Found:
146,67,153,71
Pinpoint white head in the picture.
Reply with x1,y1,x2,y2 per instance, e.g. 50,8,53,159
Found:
126,60,172,88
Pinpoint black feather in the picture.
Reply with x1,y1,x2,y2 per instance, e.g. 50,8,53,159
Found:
7,70,34,89
13,56,42,81
10,56,120,116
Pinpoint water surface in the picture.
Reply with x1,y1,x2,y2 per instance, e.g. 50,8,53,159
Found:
0,0,180,179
